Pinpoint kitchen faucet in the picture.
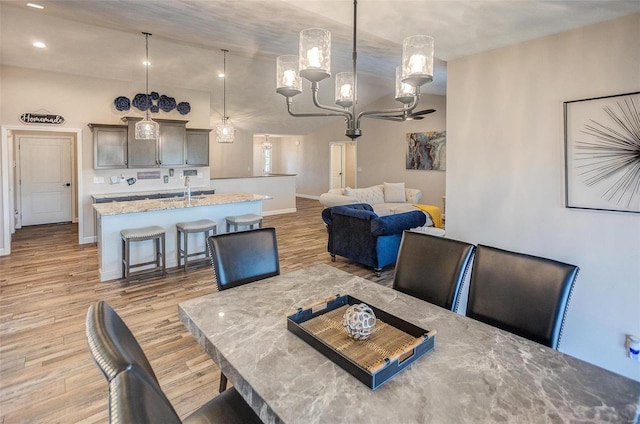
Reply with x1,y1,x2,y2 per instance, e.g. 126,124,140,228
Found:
184,176,191,201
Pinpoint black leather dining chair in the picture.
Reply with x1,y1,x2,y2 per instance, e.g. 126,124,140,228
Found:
86,301,158,384
207,227,280,291
466,244,579,349
393,231,475,311
85,301,261,424
109,364,261,424
207,227,280,392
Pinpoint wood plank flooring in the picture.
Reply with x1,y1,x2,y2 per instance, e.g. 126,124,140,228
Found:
0,197,393,423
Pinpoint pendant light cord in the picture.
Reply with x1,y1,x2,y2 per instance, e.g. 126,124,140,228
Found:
222,49,228,123
143,32,151,120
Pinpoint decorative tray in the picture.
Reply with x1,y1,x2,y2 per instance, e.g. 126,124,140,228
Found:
287,294,436,390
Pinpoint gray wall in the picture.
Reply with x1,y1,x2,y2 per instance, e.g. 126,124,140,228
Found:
447,13,640,381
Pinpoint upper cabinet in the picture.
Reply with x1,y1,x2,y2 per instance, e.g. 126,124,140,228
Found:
96,117,209,169
185,129,211,166
158,120,187,166
89,124,128,169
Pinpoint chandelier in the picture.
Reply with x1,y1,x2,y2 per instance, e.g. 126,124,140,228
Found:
216,49,236,143
135,32,160,140
276,0,434,140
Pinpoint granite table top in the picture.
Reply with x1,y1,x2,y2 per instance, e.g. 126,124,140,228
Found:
179,264,640,424
93,192,266,216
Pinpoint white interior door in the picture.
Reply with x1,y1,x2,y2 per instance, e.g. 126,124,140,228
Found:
19,135,73,226
330,143,345,189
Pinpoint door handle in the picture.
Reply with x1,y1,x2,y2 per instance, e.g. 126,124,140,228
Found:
63,183,71,187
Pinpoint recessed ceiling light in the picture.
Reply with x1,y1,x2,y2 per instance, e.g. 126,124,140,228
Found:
143,61,150,66
218,73,225,78
33,41,46,48
27,3,44,9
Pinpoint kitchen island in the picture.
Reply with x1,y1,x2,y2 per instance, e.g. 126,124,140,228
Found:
93,192,265,282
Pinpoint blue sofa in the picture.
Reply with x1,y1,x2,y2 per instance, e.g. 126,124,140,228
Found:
321,203,426,276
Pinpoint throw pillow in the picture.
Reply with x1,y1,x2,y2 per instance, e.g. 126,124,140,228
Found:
345,186,385,205
384,182,406,203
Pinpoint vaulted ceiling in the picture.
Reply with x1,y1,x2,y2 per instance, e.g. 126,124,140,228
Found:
1,0,638,135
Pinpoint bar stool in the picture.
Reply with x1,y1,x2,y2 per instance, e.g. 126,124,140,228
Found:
121,225,166,281
176,219,217,271
225,214,263,232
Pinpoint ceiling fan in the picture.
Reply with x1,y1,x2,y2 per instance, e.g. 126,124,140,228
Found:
407,108,436,120
367,108,436,122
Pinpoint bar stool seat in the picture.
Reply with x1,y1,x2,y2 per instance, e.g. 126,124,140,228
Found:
176,219,217,271
121,225,166,281
225,214,263,232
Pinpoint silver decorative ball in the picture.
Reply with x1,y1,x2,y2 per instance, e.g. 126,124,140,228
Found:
343,303,376,340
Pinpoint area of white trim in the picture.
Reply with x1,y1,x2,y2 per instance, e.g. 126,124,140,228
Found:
1,125,84,255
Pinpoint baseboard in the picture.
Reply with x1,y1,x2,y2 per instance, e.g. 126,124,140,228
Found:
263,208,297,216
82,235,96,244
296,194,320,200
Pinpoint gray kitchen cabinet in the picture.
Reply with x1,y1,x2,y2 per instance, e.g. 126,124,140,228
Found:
122,117,188,167
124,117,158,167
159,120,187,166
89,124,128,169
185,128,210,166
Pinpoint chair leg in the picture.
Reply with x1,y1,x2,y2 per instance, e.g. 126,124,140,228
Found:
331,254,336,262
219,373,228,393
160,234,166,277
374,268,382,277
183,231,189,272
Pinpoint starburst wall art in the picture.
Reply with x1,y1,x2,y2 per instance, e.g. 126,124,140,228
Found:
564,92,640,213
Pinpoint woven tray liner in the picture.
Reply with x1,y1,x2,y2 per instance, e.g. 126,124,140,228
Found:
300,304,420,372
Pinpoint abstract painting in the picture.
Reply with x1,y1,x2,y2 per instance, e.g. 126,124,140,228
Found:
406,131,446,170
564,91,640,213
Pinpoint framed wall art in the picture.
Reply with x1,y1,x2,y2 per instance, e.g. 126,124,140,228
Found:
564,91,640,213
406,131,446,170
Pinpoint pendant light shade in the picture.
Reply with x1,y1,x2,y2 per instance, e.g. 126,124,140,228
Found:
216,49,235,143
135,32,159,140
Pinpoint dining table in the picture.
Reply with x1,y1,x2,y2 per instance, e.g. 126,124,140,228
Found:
178,264,640,424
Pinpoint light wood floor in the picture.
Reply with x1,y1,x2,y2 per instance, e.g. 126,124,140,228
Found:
0,197,394,423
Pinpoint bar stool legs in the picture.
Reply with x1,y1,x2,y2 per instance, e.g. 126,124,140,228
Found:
225,214,263,232
121,225,166,282
176,219,217,271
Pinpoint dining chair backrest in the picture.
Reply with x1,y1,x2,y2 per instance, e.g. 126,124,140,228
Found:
207,227,280,291
109,364,182,424
85,301,158,384
392,231,475,311
466,244,579,349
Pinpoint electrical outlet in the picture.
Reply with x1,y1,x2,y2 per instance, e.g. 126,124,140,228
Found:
627,335,639,361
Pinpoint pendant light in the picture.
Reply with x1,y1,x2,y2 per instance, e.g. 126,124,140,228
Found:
216,49,235,143
135,32,160,140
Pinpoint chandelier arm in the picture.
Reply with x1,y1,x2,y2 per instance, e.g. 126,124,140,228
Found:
311,82,354,119
286,98,349,118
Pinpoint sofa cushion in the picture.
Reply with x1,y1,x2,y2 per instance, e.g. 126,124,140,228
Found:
344,185,385,205
371,210,426,236
384,182,406,203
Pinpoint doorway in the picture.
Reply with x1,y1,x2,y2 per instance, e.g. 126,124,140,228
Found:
329,142,356,190
16,134,74,226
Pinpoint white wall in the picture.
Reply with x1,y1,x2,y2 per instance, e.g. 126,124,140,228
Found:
447,14,640,381
1,66,211,243
296,93,447,207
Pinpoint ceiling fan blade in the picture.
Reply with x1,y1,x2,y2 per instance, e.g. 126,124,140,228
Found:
410,108,436,117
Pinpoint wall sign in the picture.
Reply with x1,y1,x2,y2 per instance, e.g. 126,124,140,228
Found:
20,113,65,125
